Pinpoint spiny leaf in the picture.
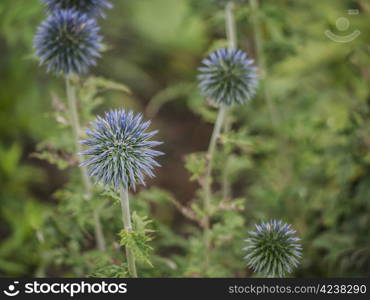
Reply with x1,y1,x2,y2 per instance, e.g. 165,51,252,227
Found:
132,212,154,234
146,82,195,118
83,76,131,94
119,213,154,267
119,229,153,267
185,152,207,182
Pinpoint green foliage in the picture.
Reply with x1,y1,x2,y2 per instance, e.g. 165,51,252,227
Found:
89,263,128,278
128,0,206,51
1,0,370,278
146,82,195,118
119,213,154,267
78,76,131,122
185,152,207,182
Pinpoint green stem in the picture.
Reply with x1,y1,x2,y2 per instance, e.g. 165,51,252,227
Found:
226,2,237,50
203,104,227,274
221,1,238,200
65,77,106,252
93,208,106,252
120,188,138,278
223,2,236,130
222,156,232,200
201,2,237,275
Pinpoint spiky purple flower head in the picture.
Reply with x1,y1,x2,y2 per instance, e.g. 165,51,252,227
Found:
79,109,163,191
243,220,302,277
34,9,102,76
41,0,113,18
198,48,258,106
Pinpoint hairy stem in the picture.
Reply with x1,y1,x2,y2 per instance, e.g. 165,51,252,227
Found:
65,77,106,252
120,188,138,278
65,77,92,191
203,104,227,273
226,2,237,50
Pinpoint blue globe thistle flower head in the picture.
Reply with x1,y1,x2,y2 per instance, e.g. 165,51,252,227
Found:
198,48,258,106
34,9,102,76
79,109,163,191
243,220,302,278
41,0,113,18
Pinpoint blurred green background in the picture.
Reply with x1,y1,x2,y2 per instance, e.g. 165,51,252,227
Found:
0,0,369,277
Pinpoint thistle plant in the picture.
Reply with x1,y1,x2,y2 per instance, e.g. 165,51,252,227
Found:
243,220,302,277
80,109,163,277
197,0,258,273
34,7,106,251
41,0,113,18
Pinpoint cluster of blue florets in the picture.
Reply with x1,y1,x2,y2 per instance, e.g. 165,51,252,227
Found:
34,0,112,76
198,48,258,106
243,220,302,277
79,109,163,191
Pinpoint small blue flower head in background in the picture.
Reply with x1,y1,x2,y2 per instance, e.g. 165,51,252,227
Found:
79,109,163,191
198,48,258,106
41,0,113,18
243,220,302,278
34,9,102,76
